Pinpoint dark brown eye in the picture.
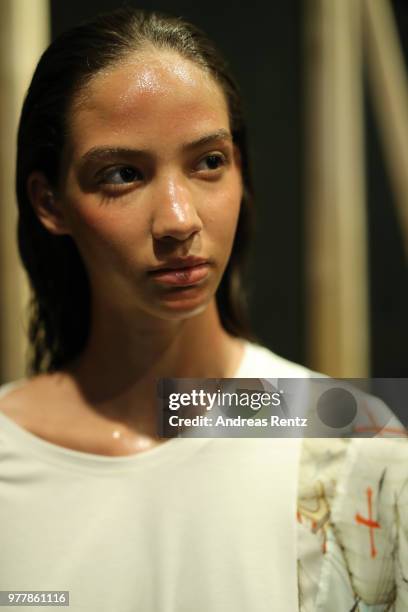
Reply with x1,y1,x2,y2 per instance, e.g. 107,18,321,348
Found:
100,166,142,184
197,154,226,171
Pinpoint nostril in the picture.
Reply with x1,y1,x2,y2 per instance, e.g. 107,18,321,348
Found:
151,211,202,242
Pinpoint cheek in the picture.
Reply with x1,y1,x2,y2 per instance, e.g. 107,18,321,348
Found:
65,195,143,266
204,178,242,243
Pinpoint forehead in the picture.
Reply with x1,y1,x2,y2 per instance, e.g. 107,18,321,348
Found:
67,50,230,153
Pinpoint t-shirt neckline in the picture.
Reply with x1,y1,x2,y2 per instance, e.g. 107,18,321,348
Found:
0,339,255,471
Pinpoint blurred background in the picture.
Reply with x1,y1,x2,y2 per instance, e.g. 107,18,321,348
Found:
0,0,407,383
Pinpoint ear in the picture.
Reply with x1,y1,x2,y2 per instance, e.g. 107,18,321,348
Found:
27,171,71,236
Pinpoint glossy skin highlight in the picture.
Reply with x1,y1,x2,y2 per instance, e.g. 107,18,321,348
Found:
57,50,243,322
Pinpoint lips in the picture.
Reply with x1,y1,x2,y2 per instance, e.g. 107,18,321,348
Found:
149,262,210,286
148,256,208,273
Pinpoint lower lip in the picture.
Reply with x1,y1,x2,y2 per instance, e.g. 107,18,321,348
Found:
149,263,210,286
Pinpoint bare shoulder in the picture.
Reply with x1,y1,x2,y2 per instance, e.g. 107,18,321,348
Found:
0,374,67,429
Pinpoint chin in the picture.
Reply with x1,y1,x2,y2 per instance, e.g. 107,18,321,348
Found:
152,285,214,319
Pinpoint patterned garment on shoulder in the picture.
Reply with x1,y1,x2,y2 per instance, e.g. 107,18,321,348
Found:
297,435,408,611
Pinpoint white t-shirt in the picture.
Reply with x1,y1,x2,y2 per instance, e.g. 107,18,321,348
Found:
0,341,310,612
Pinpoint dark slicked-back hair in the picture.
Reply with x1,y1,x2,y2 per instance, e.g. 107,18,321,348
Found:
16,7,258,374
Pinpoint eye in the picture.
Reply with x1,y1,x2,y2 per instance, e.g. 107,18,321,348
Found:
196,153,227,172
99,166,142,185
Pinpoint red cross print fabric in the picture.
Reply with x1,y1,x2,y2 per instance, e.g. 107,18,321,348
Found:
297,436,408,611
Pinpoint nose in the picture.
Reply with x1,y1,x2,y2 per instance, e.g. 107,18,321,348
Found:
151,175,203,242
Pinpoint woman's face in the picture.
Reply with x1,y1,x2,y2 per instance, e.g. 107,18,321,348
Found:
57,50,243,321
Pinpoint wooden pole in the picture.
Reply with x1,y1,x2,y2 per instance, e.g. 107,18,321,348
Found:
363,0,408,260
304,0,370,377
0,0,50,383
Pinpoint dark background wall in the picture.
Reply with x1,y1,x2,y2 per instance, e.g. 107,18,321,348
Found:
50,0,407,376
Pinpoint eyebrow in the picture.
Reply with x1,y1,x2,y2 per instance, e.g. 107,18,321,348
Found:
79,129,233,165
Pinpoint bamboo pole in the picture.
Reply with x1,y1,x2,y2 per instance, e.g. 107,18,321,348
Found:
363,0,408,260
0,0,50,383
304,0,370,377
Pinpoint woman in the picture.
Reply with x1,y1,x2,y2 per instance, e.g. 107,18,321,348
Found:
0,8,406,611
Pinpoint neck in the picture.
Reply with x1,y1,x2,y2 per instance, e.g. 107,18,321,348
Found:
63,297,245,433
